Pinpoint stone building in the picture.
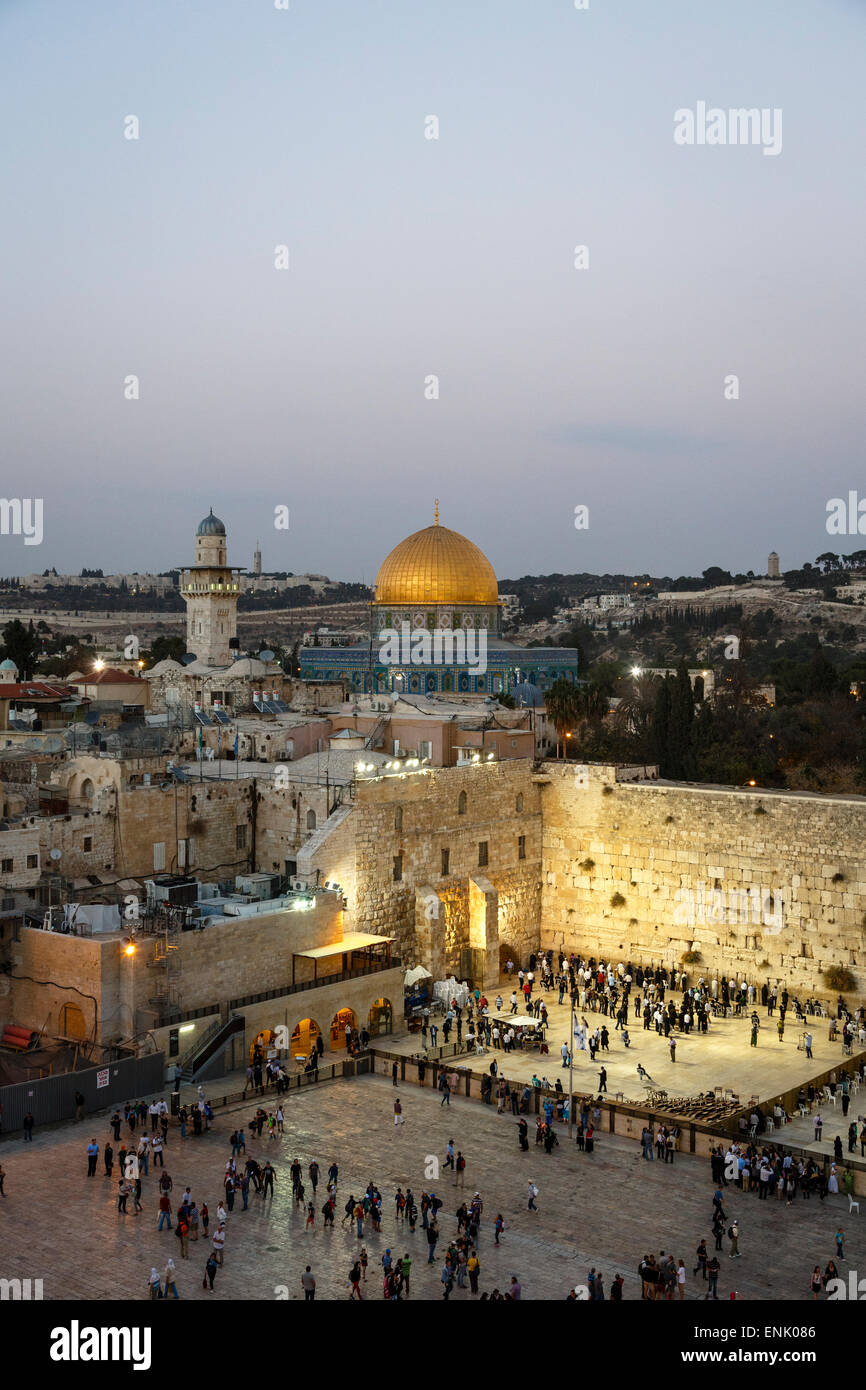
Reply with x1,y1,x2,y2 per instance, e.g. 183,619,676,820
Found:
3,886,401,1071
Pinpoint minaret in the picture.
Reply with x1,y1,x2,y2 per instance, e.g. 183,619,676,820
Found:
767,551,780,578
253,540,262,576
180,509,242,666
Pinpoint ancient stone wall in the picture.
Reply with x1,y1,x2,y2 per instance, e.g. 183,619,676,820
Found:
255,781,333,874
540,763,866,999
352,761,542,970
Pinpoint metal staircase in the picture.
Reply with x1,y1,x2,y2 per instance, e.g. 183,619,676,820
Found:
146,928,182,1023
179,1013,246,1082
363,715,387,750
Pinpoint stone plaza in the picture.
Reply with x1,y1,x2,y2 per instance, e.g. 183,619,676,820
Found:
0,1062,860,1303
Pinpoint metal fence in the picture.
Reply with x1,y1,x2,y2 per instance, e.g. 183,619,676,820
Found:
0,1052,166,1134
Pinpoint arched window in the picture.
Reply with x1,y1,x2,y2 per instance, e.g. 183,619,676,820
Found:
458,790,467,815
516,793,524,813
81,778,95,800
306,809,317,830
395,807,403,832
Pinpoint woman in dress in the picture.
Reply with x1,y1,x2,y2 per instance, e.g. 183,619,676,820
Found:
828,1162,840,1195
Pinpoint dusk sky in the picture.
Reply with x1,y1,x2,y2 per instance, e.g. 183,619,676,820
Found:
1,0,863,582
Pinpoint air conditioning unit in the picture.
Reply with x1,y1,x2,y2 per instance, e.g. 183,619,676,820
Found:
149,875,197,907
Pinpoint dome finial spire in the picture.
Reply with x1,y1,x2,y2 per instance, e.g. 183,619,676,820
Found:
434,498,439,525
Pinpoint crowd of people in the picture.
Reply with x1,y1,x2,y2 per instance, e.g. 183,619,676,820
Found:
14,947,861,1302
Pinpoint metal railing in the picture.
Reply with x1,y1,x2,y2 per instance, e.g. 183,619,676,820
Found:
177,1012,232,1074
229,956,401,1011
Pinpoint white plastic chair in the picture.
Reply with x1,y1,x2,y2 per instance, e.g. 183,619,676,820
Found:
849,1193,860,1215
765,1118,775,1134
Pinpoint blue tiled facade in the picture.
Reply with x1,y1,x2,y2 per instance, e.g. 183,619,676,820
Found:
299,641,578,695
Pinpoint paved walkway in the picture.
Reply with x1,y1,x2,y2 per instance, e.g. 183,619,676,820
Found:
0,1073,857,1301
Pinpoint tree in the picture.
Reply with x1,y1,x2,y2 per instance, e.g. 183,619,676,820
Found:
650,678,672,769
702,566,733,587
146,635,187,666
668,660,697,778
0,618,41,679
544,678,583,758
815,552,840,573
614,672,661,747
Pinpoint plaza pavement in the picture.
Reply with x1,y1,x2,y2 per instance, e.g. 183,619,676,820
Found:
389,978,857,1115
0,1072,859,1302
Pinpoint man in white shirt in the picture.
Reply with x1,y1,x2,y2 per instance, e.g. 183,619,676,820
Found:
212,1223,226,1265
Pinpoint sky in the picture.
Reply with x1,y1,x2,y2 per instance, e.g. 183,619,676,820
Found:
0,0,864,583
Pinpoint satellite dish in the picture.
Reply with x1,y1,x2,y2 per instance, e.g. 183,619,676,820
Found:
181,653,198,666
258,650,275,662
50,849,62,860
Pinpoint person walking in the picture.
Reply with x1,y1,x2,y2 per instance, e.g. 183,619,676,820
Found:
729,1220,740,1258
212,1222,226,1266
527,1180,539,1213
262,1161,275,1198
706,1255,720,1299
158,1192,172,1231
836,1228,845,1261
301,1266,316,1300
393,1098,405,1126
203,1252,218,1292
163,1258,179,1299
148,1267,161,1300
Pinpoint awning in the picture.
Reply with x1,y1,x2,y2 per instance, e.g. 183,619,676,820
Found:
404,965,432,986
294,932,394,960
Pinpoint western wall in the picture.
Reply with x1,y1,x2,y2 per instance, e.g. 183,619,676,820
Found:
539,763,866,999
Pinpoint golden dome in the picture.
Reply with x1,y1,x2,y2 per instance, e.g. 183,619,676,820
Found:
374,515,499,607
